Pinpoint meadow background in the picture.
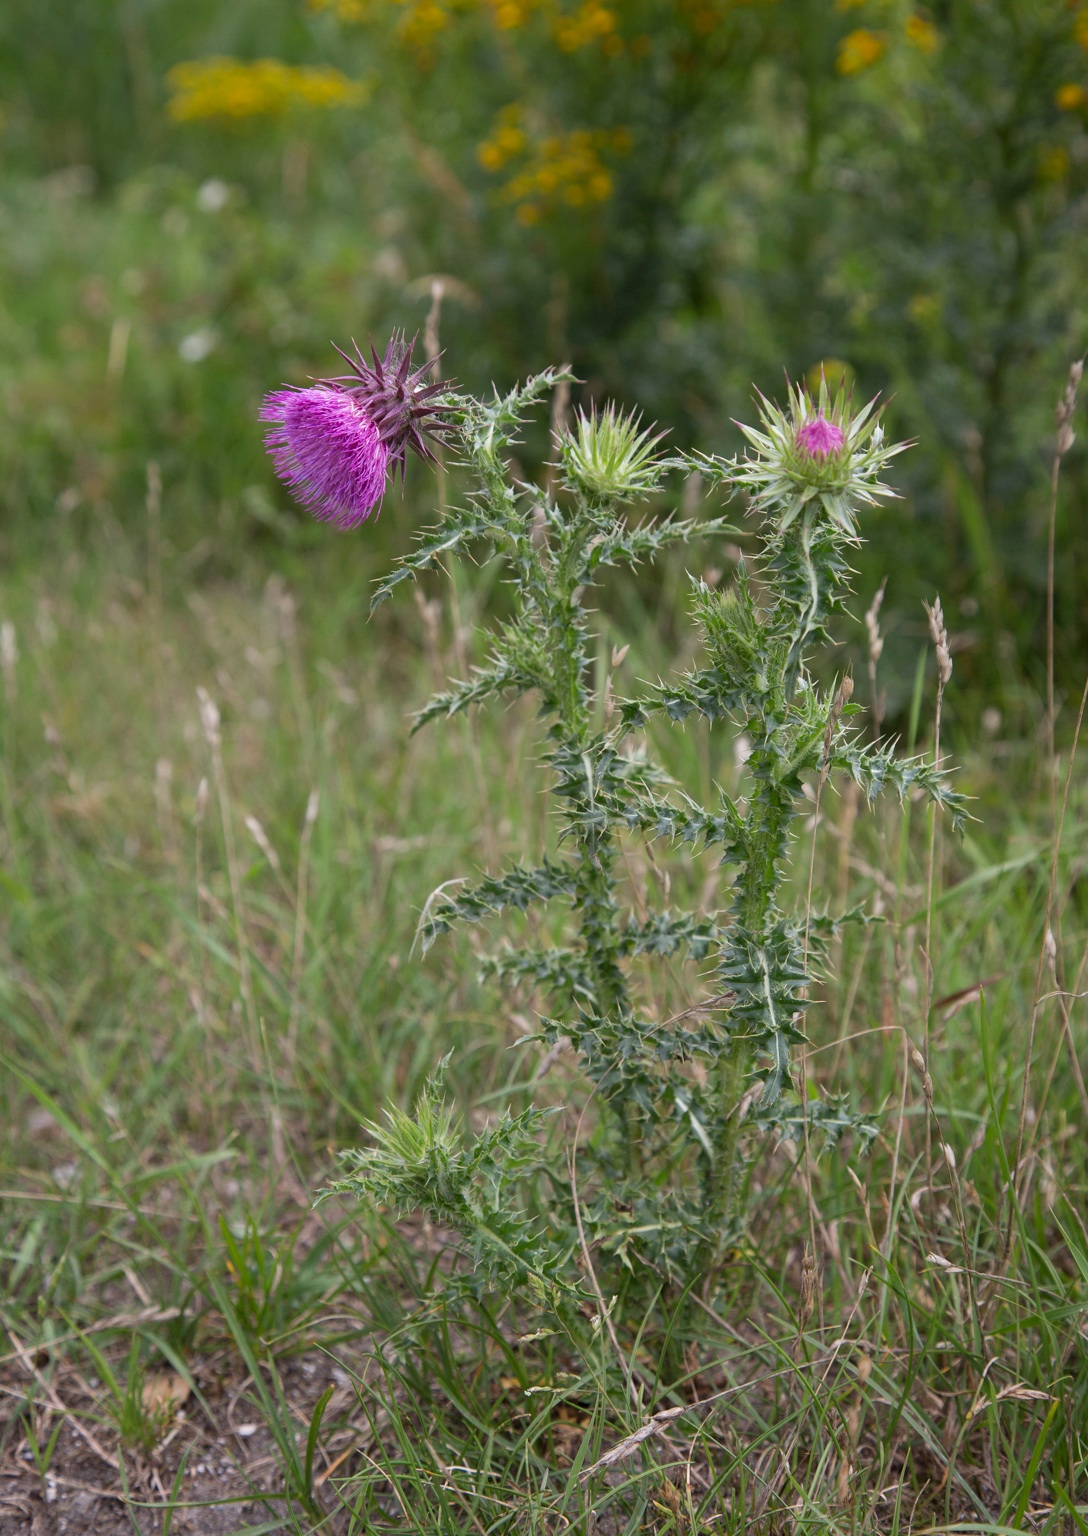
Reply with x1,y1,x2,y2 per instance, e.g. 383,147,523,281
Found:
1,0,1087,1531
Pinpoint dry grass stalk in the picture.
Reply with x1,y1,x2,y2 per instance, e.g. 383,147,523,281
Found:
1,618,18,861
1047,359,1082,802
864,578,886,743
921,595,952,1177
1004,359,1085,1265
275,584,315,773
290,787,321,1050
1010,669,1088,1253
196,686,260,1066
145,459,162,623
154,755,177,865
1,619,17,705
796,1245,818,1356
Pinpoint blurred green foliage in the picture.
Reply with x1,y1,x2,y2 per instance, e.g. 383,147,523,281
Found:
0,0,1085,692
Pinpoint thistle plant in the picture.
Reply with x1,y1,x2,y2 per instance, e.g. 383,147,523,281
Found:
265,348,965,1313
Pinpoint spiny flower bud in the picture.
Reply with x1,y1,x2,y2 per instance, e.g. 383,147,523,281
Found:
729,375,904,537
557,405,665,506
796,414,845,459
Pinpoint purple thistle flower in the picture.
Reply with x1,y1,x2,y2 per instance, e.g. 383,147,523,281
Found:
260,333,448,529
795,413,845,459
261,388,389,529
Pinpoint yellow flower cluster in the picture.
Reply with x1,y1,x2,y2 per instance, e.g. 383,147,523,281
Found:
392,0,454,46
904,12,938,54
167,57,364,121
506,129,626,221
835,27,885,75
553,0,621,54
677,0,727,41
478,108,628,221
1037,144,1069,182
489,0,537,28
833,7,943,71
1056,8,1088,113
307,0,370,17
312,0,621,49
312,0,542,49
477,104,529,170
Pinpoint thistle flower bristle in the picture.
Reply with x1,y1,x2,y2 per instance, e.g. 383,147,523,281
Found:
261,332,453,528
261,387,389,530
796,415,845,459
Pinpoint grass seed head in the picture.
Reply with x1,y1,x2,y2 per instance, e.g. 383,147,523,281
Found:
925,596,953,686
1057,357,1083,456
865,579,886,665
799,1247,819,1330
0,619,16,700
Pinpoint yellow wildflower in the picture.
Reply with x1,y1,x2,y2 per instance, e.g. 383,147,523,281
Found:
488,0,535,28
167,58,363,122
477,105,529,170
836,28,886,75
306,0,369,18
905,13,938,54
1056,82,1086,111
1037,145,1070,182
395,0,451,47
494,124,623,221
554,0,619,53
908,293,939,325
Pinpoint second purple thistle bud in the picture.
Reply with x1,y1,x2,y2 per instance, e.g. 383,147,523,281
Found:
795,414,845,459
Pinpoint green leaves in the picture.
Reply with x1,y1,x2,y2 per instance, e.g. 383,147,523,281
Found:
330,1066,575,1298
717,919,811,1103
369,507,502,613
418,860,578,952
411,656,526,731
831,737,970,832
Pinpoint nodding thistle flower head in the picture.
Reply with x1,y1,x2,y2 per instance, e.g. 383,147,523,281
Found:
731,375,904,536
557,405,665,507
260,332,449,529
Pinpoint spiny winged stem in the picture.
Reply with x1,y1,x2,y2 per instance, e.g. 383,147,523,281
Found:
478,390,633,1032
335,369,966,1309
